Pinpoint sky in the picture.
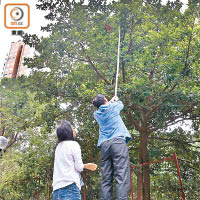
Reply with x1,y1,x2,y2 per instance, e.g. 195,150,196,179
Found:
0,0,188,76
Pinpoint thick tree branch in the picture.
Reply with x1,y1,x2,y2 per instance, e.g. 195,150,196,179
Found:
127,110,141,132
127,28,133,55
126,90,147,113
165,102,197,125
183,19,195,71
150,136,200,144
67,53,88,62
79,43,111,85
148,101,197,132
165,115,198,127
6,132,20,149
163,82,178,93
121,17,135,84
148,53,161,80
122,59,126,83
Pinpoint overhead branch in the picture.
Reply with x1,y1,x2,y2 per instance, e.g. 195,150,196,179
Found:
6,132,20,149
150,111,198,132
127,110,141,132
67,53,88,62
121,16,136,84
121,30,127,84
183,18,195,71
126,90,147,113
148,84,196,120
162,18,195,93
150,136,200,144
163,82,178,94
148,100,197,132
127,17,134,55
165,102,197,125
122,60,126,83
121,19,134,87
148,87,182,116
111,64,117,85
79,43,111,85
129,103,146,114
165,115,198,128
148,53,161,80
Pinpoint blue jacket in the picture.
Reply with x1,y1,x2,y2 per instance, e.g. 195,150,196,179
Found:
94,101,131,147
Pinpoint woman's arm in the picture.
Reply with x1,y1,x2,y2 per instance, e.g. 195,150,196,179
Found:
73,144,84,172
73,142,97,172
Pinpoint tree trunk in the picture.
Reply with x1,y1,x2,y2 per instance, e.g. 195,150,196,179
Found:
138,133,150,200
122,59,126,83
46,174,50,200
136,170,143,200
143,164,150,200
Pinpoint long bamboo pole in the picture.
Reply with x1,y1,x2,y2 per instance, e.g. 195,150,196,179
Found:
114,27,121,96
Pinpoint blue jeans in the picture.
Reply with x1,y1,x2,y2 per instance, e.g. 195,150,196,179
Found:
53,183,81,200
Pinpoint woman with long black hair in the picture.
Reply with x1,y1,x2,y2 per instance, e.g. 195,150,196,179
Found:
53,120,97,200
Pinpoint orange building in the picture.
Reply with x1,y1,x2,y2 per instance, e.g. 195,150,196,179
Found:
2,41,32,78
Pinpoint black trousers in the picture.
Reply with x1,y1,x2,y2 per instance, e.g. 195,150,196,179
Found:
100,137,130,200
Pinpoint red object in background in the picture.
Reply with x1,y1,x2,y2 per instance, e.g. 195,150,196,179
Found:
105,25,112,32
130,153,186,200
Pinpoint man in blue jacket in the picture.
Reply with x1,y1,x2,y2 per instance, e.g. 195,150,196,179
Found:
93,94,131,200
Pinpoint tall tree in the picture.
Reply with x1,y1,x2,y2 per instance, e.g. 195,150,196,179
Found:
21,0,200,199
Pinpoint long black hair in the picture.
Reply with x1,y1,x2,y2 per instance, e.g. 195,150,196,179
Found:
56,120,75,142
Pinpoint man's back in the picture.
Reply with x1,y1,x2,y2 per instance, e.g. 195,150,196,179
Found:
94,101,131,147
